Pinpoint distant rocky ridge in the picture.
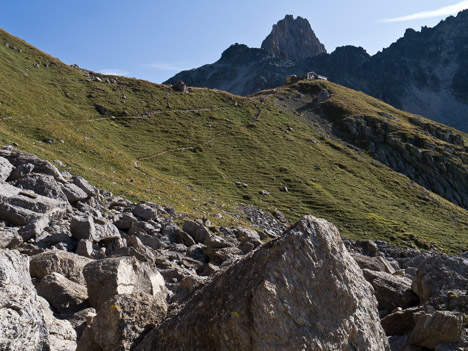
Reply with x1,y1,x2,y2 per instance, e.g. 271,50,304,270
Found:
166,11,468,132
0,147,466,350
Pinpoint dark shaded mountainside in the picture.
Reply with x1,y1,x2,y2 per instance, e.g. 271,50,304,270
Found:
166,11,468,133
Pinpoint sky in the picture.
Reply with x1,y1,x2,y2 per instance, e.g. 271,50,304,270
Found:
1,1,467,83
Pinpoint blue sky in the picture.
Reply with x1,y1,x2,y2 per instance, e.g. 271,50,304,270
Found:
1,1,467,83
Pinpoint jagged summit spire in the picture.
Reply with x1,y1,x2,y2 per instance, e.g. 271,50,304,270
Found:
261,15,327,60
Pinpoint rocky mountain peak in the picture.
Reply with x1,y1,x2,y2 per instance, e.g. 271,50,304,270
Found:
261,14,327,60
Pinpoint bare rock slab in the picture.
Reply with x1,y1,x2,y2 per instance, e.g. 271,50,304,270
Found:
135,215,389,351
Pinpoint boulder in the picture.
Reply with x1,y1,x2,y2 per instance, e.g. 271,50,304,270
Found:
0,226,22,248
177,230,196,246
132,203,158,221
409,310,464,349
182,220,210,244
38,296,77,351
77,292,167,351
2,151,66,182
70,215,96,241
172,80,188,93
14,174,68,201
381,307,418,336
0,156,14,181
362,269,419,314
73,175,97,197
62,183,89,204
0,250,50,350
135,216,389,351
351,252,396,274
30,250,92,284
37,272,88,314
83,256,167,308
0,182,68,225
95,222,121,242
412,255,468,304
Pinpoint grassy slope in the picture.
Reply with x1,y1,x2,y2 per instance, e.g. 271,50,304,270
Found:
0,28,467,253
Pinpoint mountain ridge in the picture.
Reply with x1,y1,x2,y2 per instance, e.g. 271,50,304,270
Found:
166,10,468,133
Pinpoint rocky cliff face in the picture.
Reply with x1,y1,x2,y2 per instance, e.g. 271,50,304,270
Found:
166,10,468,132
261,15,326,60
0,147,466,350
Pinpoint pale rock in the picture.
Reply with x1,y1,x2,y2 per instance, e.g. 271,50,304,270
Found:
0,250,50,350
30,250,92,285
182,220,210,244
38,296,77,351
83,256,168,308
77,292,167,351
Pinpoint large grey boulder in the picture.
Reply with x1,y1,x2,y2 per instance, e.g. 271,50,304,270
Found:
0,250,50,350
83,256,167,309
70,215,96,241
30,250,92,285
37,272,88,314
77,292,167,351
136,216,389,351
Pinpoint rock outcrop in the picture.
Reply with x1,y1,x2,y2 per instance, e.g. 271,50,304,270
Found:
136,216,390,351
166,11,468,132
261,15,326,60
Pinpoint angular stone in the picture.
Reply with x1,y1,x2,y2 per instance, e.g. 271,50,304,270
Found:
62,183,88,204
0,226,22,249
95,222,121,242
409,311,464,349
78,292,167,351
38,296,77,351
412,255,468,303
136,216,389,351
362,269,419,314
177,230,196,246
14,174,67,201
70,215,96,241
37,272,88,314
30,250,92,285
114,213,137,231
234,226,262,247
0,156,14,181
76,239,95,258
83,256,167,308
0,183,68,225
73,175,97,197
352,253,396,274
381,307,418,336
182,220,210,244
0,250,50,350
132,203,158,221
